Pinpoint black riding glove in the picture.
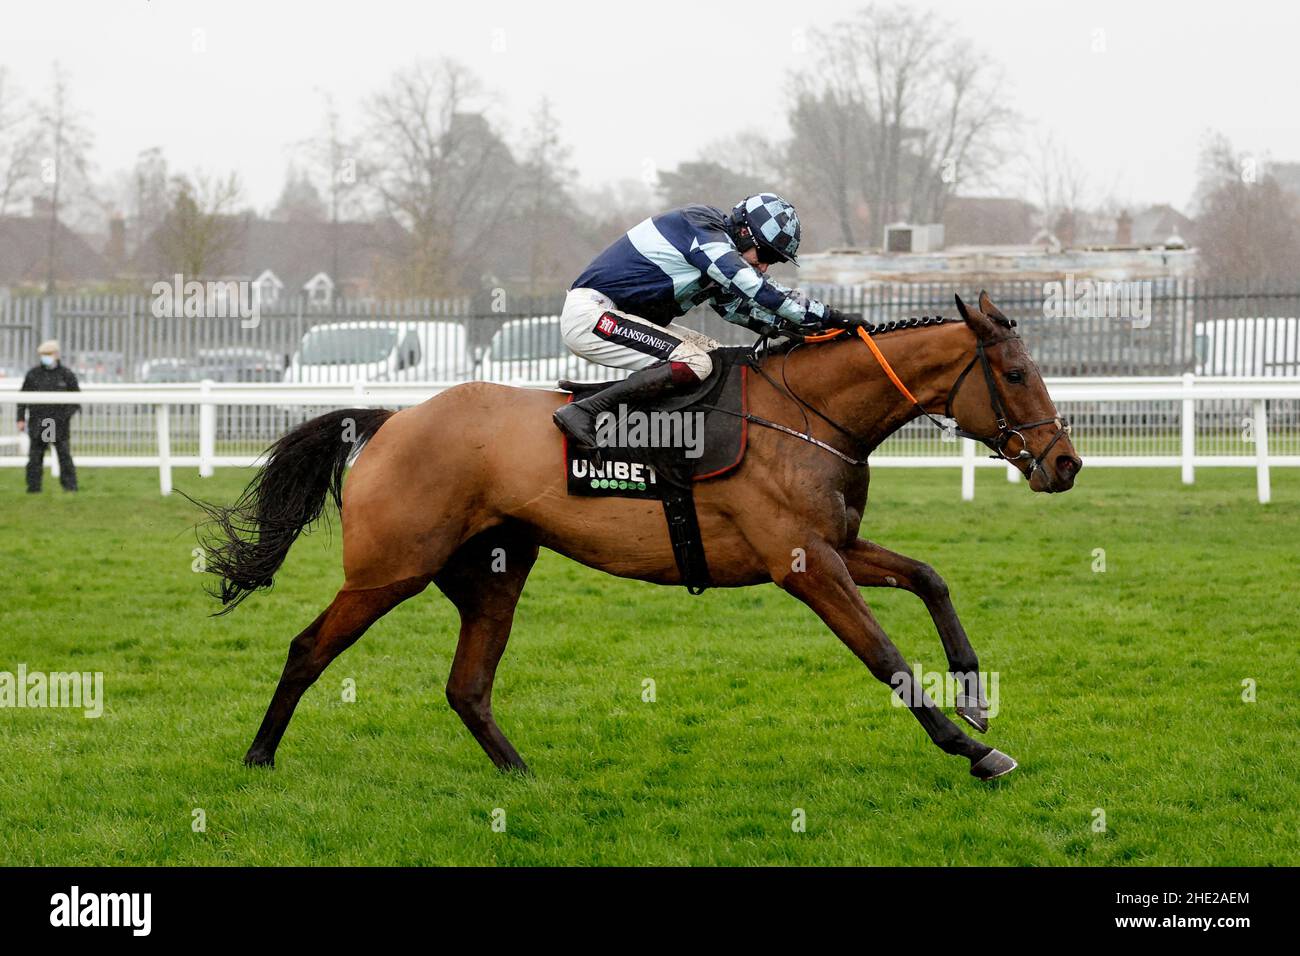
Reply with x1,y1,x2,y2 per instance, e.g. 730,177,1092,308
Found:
823,307,867,329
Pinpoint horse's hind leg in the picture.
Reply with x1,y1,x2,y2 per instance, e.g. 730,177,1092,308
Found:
435,526,538,773
839,538,991,732
244,575,431,767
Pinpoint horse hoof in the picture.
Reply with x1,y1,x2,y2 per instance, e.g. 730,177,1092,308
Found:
243,749,275,769
970,748,1017,781
956,698,989,733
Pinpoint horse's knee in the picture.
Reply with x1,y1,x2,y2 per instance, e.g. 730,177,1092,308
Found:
912,563,949,601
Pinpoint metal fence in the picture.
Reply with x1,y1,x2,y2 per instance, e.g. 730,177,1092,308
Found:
4,377,1296,503
2,279,1299,465
4,278,1300,383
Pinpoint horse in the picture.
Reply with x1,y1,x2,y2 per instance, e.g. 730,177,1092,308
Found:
192,291,1080,782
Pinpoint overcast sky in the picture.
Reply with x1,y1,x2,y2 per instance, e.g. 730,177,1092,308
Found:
0,0,1293,218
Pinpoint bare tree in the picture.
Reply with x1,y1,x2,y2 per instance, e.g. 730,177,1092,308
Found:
1194,132,1300,280
153,172,245,278
36,64,96,292
131,147,171,252
364,59,519,296
906,46,1015,223
297,93,364,293
520,97,576,294
785,86,866,245
1023,129,1088,244
789,3,1013,245
0,68,38,217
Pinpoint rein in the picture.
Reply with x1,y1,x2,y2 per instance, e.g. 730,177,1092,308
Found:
740,323,1072,479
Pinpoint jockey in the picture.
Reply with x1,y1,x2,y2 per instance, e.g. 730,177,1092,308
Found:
554,193,857,449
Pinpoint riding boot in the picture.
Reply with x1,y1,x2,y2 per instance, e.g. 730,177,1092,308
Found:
553,363,685,450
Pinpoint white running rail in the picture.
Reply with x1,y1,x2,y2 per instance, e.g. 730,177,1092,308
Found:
2,374,1299,502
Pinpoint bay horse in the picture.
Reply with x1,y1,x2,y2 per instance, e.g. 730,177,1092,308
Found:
194,292,1080,782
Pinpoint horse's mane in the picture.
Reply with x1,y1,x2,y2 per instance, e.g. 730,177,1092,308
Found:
761,314,966,356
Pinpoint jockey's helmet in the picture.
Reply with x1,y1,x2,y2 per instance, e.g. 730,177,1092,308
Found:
729,193,802,266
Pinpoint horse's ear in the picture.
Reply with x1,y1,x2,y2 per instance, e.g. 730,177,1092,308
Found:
954,293,971,321
955,293,996,338
978,290,1007,321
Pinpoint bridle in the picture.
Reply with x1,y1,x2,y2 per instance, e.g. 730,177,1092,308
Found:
744,320,1072,483
940,334,1072,480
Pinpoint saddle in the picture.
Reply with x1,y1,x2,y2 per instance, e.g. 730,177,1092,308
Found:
558,347,751,594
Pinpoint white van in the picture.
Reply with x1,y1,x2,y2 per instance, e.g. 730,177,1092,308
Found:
479,315,617,385
1194,317,1300,376
285,320,473,384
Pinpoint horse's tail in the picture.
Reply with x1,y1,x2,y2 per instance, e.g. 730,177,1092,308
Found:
185,407,394,614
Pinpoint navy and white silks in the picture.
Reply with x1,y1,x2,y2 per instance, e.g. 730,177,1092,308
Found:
561,204,831,380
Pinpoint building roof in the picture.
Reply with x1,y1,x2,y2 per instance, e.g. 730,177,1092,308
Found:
1130,204,1194,246
0,216,111,287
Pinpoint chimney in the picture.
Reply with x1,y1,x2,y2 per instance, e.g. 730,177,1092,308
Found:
1115,209,1133,246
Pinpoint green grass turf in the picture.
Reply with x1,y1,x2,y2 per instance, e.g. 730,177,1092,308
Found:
1,464,1297,866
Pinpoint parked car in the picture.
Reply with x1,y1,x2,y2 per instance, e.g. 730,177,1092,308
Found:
68,350,127,383
478,315,612,384
194,348,285,383
1195,317,1300,376
138,349,283,383
284,320,472,384
139,357,202,383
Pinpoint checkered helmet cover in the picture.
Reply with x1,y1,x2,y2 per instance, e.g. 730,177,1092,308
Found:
731,193,801,264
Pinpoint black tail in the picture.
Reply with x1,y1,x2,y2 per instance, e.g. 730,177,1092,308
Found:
185,407,394,614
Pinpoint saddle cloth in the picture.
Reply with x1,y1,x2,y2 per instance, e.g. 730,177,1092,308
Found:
560,346,750,499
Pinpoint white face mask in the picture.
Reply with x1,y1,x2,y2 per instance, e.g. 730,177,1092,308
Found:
39,354,56,368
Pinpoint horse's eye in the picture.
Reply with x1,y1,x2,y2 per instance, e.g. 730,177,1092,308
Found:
1006,370,1026,385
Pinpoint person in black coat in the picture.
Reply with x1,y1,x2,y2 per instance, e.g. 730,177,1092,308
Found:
16,340,80,492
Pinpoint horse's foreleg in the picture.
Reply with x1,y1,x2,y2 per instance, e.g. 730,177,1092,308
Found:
435,527,538,773
838,538,990,733
781,540,1014,780
244,575,431,767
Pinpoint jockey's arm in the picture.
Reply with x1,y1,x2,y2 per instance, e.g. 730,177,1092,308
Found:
711,279,847,336
682,226,832,330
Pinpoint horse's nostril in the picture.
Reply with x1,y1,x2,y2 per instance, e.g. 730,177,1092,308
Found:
1056,454,1081,480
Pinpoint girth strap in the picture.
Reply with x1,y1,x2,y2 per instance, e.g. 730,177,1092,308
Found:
660,486,711,595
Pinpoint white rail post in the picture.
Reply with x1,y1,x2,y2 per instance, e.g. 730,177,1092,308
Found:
1181,372,1195,485
156,403,172,496
1254,398,1271,504
198,378,215,477
1006,462,1019,482
961,437,976,501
